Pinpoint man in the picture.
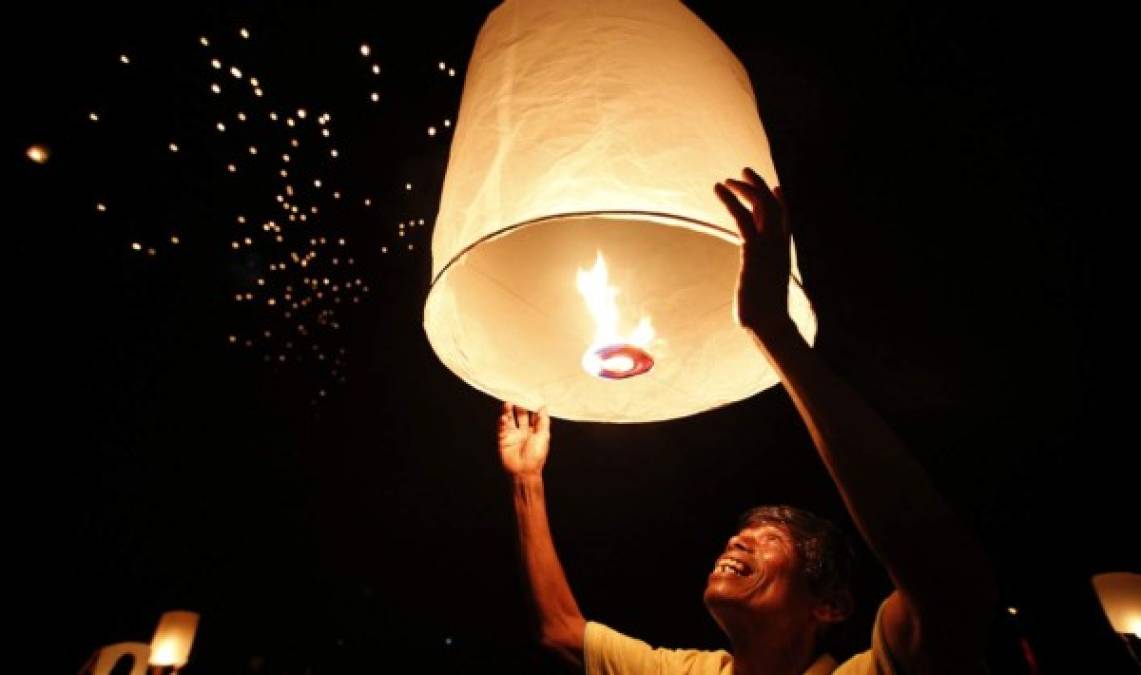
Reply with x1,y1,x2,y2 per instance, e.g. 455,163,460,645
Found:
498,168,997,674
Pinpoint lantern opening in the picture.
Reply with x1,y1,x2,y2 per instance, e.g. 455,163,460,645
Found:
425,213,816,422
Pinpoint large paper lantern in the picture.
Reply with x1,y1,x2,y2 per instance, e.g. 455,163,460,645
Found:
1092,572,1141,637
425,0,816,422
149,610,200,669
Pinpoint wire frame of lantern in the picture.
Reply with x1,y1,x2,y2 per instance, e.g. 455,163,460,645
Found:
424,0,816,423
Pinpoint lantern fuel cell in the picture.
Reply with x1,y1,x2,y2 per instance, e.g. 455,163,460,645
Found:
590,344,654,380
424,0,817,423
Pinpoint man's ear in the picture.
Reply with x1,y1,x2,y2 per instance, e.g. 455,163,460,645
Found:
813,589,854,625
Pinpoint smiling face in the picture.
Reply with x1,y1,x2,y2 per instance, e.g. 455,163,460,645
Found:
703,522,820,638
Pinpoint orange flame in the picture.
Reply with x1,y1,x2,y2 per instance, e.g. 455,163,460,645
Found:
576,252,655,377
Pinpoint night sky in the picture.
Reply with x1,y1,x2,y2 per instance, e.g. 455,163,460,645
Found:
13,1,1131,673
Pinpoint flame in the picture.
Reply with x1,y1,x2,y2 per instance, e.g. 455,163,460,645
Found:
576,252,654,376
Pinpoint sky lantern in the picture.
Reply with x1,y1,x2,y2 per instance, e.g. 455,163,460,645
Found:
148,610,200,671
1092,572,1141,636
88,642,151,675
425,0,816,422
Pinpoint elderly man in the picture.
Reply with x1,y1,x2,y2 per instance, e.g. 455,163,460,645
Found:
498,168,996,674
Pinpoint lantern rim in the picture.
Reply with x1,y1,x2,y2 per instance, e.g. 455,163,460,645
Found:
429,210,740,290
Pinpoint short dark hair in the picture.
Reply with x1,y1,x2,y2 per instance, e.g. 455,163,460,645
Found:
737,505,855,610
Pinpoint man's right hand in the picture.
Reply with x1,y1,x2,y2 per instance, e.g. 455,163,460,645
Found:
499,401,585,666
498,402,551,478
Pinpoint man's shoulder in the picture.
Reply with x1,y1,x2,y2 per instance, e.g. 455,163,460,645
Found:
831,598,902,675
585,621,732,675
832,649,882,675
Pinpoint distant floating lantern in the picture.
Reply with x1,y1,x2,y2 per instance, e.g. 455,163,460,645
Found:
88,642,150,675
149,610,199,671
26,144,50,164
1093,572,1141,637
424,0,815,422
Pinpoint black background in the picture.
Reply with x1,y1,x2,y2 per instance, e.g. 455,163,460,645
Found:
12,1,1132,673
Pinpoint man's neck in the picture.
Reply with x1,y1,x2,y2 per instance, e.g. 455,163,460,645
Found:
728,619,819,675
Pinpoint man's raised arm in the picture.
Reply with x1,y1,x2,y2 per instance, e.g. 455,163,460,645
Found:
717,170,997,673
499,402,586,667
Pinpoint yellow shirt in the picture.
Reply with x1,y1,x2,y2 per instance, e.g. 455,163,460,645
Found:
584,601,900,675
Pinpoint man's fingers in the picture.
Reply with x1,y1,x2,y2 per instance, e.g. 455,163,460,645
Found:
741,168,783,234
742,166,771,192
771,185,791,241
715,182,758,245
502,401,518,428
725,178,763,209
537,406,551,434
725,178,772,241
513,405,528,429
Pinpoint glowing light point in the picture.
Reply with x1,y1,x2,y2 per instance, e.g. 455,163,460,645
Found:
26,145,49,164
